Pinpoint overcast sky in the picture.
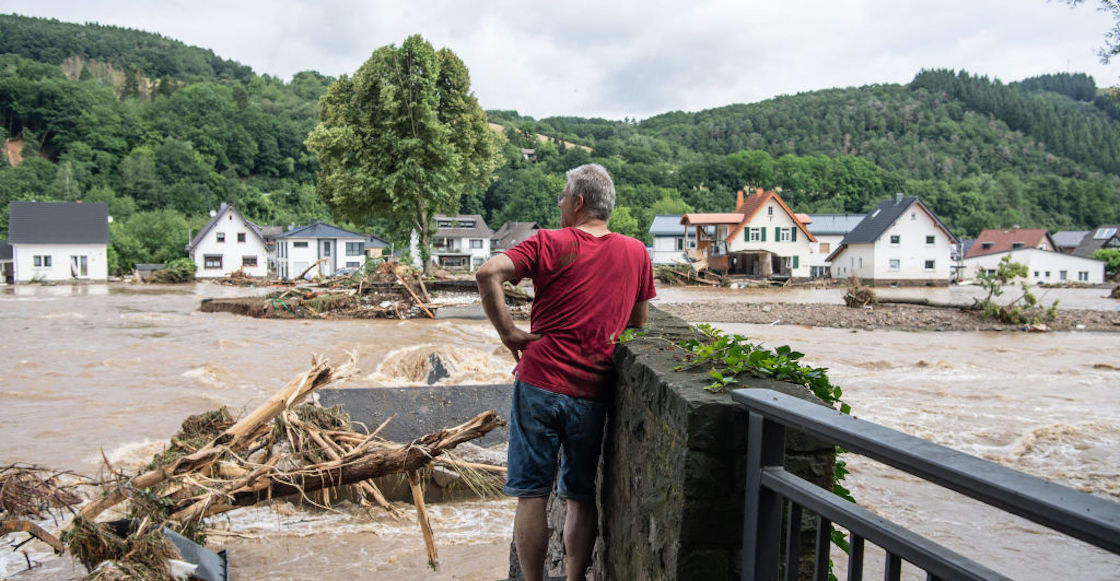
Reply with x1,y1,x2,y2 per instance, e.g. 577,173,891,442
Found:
6,1,1119,120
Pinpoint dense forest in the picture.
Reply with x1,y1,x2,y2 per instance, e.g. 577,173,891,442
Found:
1,14,1118,273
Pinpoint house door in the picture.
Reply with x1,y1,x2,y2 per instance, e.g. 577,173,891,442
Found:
320,240,333,275
70,255,88,278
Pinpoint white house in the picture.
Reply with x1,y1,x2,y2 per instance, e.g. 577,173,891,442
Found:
186,203,271,278
648,215,695,265
962,248,1106,285
804,213,866,278
273,221,371,280
8,201,109,283
431,214,492,271
827,194,957,286
681,189,815,279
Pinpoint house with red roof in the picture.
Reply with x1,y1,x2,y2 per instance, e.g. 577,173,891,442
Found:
680,188,815,279
961,227,1105,285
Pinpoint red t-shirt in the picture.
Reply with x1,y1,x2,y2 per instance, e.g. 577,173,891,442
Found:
504,227,656,400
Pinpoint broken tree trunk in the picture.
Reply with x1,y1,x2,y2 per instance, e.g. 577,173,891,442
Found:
874,297,976,309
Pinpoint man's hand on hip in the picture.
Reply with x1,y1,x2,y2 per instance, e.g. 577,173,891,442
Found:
501,327,541,361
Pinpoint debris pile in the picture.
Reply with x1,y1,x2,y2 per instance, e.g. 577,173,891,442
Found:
655,264,724,286
1,356,508,578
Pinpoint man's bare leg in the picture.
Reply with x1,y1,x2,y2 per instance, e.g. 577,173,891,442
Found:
514,496,549,581
564,499,597,581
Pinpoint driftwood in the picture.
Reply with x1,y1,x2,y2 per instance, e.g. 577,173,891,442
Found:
296,257,329,280
1,519,65,554
874,296,976,309
77,356,341,523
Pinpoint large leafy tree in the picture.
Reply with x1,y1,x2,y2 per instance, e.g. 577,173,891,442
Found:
306,35,499,271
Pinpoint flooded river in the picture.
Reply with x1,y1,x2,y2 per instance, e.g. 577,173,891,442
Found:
1,283,1118,579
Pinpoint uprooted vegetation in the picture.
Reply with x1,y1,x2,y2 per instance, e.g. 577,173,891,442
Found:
1,356,508,579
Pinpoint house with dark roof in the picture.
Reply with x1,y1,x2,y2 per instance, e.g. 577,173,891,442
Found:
804,213,866,278
186,203,271,278
680,189,815,278
429,214,492,271
648,215,694,265
1072,225,1120,259
273,220,372,280
1051,230,1089,255
8,201,109,282
826,194,957,286
962,228,1106,285
491,221,540,254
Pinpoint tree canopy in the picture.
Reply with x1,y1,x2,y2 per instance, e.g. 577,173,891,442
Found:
305,34,499,270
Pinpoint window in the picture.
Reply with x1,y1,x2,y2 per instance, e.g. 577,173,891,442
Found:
1044,271,1051,278
1059,270,1067,281
346,261,361,268
889,259,900,271
242,256,258,267
911,212,917,220
237,232,246,243
293,241,309,248
323,241,331,256
767,206,774,216
204,255,223,269
1079,271,1089,281
889,235,900,245
981,242,993,250
924,260,935,270
1011,242,1024,249
33,255,52,268
216,232,225,243
1034,271,1040,278
470,239,483,249
779,228,791,242
926,235,935,245
346,242,363,256
748,228,761,242
819,242,830,254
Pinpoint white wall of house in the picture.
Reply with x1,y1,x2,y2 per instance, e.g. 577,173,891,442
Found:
276,237,367,280
192,214,270,278
830,245,874,280
807,234,844,277
727,200,812,277
832,214,952,283
651,235,693,265
869,216,953,282
12,243,108,282
434,235,491,271
962,248,1105,285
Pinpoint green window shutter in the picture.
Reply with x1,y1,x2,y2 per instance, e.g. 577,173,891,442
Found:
793,255,799,269
744,228,749,241
761,228,766,242
774,227,780,241
792,228,798,242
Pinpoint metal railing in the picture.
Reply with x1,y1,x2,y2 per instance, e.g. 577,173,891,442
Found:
732,389,1120,581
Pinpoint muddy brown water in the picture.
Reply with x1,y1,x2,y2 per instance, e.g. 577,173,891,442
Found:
1,283,1118,579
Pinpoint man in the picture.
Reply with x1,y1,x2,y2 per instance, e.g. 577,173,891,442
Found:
476,163,655,581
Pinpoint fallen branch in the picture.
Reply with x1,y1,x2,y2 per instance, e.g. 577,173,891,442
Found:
1,520,65,554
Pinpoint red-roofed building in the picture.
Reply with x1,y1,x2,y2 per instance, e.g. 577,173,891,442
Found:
680,189,815,278
965,228,1056,258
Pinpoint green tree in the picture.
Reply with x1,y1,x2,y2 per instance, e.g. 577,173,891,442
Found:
306,34,499,272
1091,248,1120,275
608,205,641,239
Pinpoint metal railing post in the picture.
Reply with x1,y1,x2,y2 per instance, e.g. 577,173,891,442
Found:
742,410,786,581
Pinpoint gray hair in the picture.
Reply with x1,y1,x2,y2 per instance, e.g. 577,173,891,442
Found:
565,163,615,221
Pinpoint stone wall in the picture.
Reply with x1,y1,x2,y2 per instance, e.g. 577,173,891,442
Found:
516,308,836,580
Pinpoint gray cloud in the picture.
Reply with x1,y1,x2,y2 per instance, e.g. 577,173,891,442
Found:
6,0,1118,119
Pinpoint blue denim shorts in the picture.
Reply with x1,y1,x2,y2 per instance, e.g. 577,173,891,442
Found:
504,379,608,503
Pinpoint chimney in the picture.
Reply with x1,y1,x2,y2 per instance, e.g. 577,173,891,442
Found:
736,190,744,211
757,187,764,197
895,193,904,204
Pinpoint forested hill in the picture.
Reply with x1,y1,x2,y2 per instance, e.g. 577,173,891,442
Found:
1,13,1118,274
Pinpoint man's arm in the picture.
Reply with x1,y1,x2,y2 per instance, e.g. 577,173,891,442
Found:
627,300,649,329
475,254,540,360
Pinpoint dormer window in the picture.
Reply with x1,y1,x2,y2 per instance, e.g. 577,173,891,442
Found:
981,242,993,249
1011,242,1024,249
